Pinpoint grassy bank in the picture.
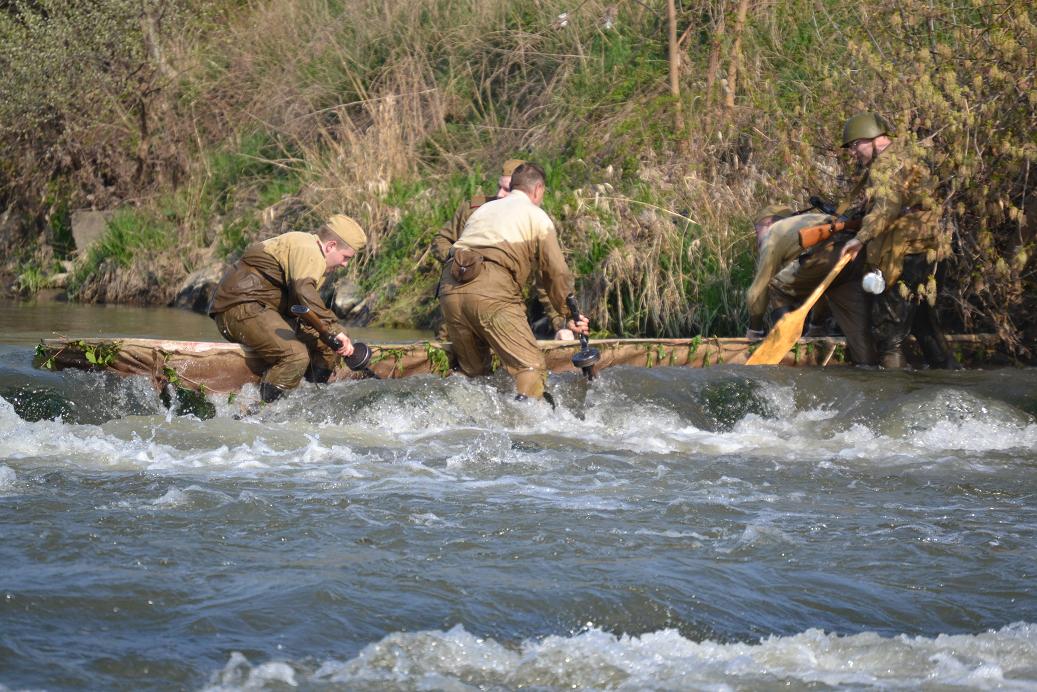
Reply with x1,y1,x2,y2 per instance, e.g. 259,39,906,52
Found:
1,0,1034,347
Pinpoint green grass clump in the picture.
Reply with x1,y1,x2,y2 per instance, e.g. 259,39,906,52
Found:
68,209,175,295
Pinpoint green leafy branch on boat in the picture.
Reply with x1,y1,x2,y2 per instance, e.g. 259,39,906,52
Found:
34,340,122,370
423,342,452,377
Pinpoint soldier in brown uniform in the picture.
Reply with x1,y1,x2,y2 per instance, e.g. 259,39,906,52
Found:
432,159,568,339
746,205,876,365
839,112,956,369
438,162,589,400
431,159,525,264
209,215,367,402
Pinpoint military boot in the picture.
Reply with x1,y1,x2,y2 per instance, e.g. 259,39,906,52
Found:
879,350,907,369
259,382,289,403
305,365,335,384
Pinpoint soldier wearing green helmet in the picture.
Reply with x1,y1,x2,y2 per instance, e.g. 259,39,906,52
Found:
841,111,892,148
839,112,958,369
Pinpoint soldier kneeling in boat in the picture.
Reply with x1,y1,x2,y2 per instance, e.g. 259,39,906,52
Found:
747,205,877,366
438,162,589,401
209,216,367,402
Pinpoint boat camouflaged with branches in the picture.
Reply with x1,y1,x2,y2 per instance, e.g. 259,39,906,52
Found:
34,334,1000,397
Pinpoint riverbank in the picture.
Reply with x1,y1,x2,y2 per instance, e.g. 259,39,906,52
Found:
1,1,1033,348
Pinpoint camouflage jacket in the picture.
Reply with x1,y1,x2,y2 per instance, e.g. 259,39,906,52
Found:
849,142,947,288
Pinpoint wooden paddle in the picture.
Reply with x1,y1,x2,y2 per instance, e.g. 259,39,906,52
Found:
746,252,853,366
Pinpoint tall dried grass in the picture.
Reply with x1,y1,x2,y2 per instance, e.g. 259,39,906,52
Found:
3,0,1033,348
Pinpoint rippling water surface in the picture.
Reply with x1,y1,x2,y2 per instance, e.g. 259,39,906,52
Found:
1,302,1036,690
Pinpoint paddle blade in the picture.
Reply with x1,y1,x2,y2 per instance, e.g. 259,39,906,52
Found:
745,252,853,366
745,309,809,365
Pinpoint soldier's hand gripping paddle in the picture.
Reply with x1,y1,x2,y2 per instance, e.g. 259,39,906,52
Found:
290,304,374,374
746,253,852,366
565,295,600,380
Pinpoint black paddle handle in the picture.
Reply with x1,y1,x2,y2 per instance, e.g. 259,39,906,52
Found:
566,294,591,349
291,304,341,349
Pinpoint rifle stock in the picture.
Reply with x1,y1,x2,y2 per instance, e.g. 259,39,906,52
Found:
290,304,341,349
798,218,862,249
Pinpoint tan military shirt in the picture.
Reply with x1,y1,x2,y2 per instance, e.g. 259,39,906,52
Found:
210,231,342,333
433,193,566,330
439,190,574,315
747,213,830,329
853,142,944,286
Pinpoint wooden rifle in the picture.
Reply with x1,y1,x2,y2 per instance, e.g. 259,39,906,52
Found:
798,217,862,249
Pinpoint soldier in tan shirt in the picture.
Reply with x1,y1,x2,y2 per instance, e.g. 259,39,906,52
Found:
748,206,876,365
438,163,589,400
432,159,567,339
209,215,367,402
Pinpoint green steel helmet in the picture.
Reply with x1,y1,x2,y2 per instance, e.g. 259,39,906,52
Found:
841,112,891,148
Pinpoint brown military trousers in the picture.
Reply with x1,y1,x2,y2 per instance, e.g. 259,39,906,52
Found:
439,292,547,398
213,302,337,390
769,240,877,366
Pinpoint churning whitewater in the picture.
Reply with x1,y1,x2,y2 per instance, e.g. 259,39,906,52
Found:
2,347,1037,690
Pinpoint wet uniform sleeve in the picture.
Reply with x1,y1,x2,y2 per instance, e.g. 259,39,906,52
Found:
431,200,469,264
536,222,575,319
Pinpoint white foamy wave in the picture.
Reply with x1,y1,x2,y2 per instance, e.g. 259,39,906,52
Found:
0,404,362,474
3,373,1035,476
0,464,15,491
203,651,296,691
398,378,1037,464
829,420,1037,464
731,413,1036,461
206,622,1037,690
0,393,18,420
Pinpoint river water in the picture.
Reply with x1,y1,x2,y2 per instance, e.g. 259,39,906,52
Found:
1,301,1035,691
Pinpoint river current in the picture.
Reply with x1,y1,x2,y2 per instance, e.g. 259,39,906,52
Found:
1,302,1035,690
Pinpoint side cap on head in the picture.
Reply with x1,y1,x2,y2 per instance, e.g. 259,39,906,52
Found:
501,159,525,177
841,112,891,148
326,214,367,251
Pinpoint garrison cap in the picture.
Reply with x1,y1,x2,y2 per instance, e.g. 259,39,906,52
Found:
325,214,367,251
501,159,526,177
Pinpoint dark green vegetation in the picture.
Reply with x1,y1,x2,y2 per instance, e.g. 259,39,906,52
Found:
1,0,1034,349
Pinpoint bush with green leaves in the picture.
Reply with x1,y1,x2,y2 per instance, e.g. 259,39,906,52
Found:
0,0,214,214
